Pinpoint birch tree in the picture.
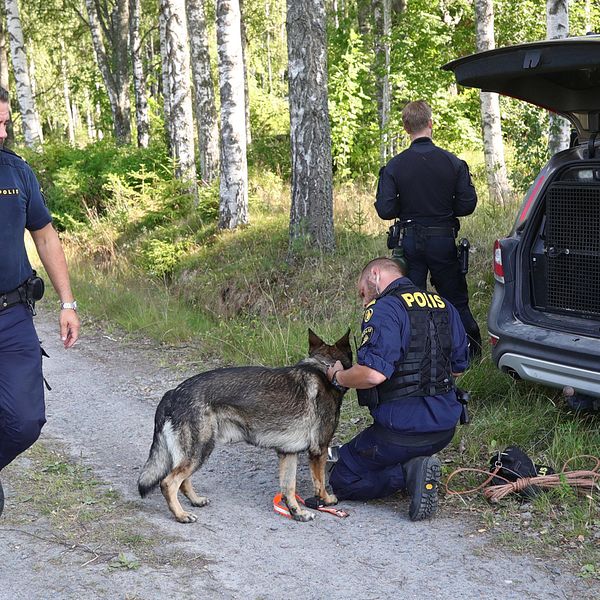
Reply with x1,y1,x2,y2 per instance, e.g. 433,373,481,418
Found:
158,8,172,148
60,40,75,144
373,0,392,165
287,0,335,252
186,0,219,182
160,0,198,202
217,0,248,229
130,0,150,148
4,0,42,146
0,11,9,91
83,0,131,144
474,0,511,205
547,0,570,155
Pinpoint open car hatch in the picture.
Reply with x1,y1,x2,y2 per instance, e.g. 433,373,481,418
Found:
442,36,600,141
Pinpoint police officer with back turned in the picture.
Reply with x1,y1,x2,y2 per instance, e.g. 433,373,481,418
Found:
0,86,80,518
375,100,481,358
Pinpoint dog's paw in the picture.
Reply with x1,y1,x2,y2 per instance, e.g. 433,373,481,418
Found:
292,510,316,522
189,496,210,507
176,512,198,524
321,493,338,506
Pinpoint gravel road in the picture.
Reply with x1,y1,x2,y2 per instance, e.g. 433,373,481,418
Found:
0,311,597,600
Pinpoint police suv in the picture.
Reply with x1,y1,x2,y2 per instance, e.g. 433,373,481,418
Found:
444,36,600,402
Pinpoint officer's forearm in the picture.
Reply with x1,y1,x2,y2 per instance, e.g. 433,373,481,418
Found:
334,364,387,389
30,224,75,303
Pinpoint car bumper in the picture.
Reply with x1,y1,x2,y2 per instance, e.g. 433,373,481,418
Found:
497,352,600,398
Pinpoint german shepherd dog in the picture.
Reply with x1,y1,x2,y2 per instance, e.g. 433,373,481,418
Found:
138,329,352,523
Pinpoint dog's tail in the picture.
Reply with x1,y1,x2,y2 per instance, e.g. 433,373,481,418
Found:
138,391,176,497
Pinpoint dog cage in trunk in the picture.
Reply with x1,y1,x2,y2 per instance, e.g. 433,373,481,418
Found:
531,180,600,320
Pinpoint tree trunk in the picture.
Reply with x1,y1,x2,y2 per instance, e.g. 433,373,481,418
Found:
287,0,335,253
186,0,219,183
239,0,251,145
217,0,248,229
547,0,570,155
83,0,131,144
265,0,273,94
4,0,41,147
158,8,172,149
474,0,511,205
373,0,392,165
160,0,198,202
130,0,150,148
0,9,8,91
60,40,75,145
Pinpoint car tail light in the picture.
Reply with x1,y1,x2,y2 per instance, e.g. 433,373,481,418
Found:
493,239,505,283
489,333,499,346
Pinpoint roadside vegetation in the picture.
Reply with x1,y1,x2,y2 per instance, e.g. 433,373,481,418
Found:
24,139,600,578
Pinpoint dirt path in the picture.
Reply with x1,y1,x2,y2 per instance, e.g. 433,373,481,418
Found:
0,311,597,600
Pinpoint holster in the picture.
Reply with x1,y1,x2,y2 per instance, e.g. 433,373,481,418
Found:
357,387,380,410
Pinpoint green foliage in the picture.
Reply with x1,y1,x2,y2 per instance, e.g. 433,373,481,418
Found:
137,238,189,280
21,140,181,230
328,28,378,179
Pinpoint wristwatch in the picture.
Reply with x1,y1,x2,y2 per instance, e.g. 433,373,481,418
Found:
331,371,348,393
60,300,78,311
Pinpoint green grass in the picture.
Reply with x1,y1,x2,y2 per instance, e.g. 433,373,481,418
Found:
29,154,600,577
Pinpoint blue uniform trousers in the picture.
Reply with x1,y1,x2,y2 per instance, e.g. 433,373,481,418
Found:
0,304,46,470
402,232,480,344
329,424,454,501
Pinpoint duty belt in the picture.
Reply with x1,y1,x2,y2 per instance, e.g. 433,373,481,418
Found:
402,224,456,237
0,286,27,311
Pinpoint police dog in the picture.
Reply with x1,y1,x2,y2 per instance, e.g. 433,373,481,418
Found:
138,329,352,523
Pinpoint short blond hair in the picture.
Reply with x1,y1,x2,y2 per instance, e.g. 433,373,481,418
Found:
402,101,432,134
359,257,404,282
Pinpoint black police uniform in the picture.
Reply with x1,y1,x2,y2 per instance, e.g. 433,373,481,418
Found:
329,277,469,501
0,147,51,470
375,136,481,355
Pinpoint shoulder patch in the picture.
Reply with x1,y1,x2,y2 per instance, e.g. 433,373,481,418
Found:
360,326,374,347
363,307,374,323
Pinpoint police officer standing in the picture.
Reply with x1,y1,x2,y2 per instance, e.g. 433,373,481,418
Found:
375,100,481,358
326,258,468,520
0,87,80,517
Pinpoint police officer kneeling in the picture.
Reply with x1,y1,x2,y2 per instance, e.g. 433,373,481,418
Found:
326,258,469,520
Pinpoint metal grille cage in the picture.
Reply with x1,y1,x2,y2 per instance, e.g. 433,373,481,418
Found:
545,182,600,319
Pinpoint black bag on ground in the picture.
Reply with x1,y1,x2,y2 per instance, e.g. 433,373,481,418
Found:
489,445,556,499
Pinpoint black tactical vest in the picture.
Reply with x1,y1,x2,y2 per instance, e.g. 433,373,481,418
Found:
377,282,454,401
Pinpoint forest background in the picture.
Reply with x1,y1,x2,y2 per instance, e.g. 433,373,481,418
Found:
3,0,600,577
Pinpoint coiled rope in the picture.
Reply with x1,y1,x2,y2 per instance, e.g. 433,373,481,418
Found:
445,455,600,503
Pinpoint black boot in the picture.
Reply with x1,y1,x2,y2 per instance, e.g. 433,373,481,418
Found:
467,332,482,362
403,455,441,521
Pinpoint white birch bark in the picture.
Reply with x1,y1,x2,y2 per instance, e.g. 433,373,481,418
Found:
60,40,75,145
0,8,7,91
186,0,219,182
130,0,150,148
475,0,511,205
373,0,392,165
84,88,96,141
239,0,251,145
160,0,198,202
287,0,335,252
84,0,131,144
158,8,172,149
217,0,248,229
547,0,570,155
4,0,41,147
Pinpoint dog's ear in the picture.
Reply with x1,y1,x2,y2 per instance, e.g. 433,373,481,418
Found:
308,328,324,352
335,328,352,352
